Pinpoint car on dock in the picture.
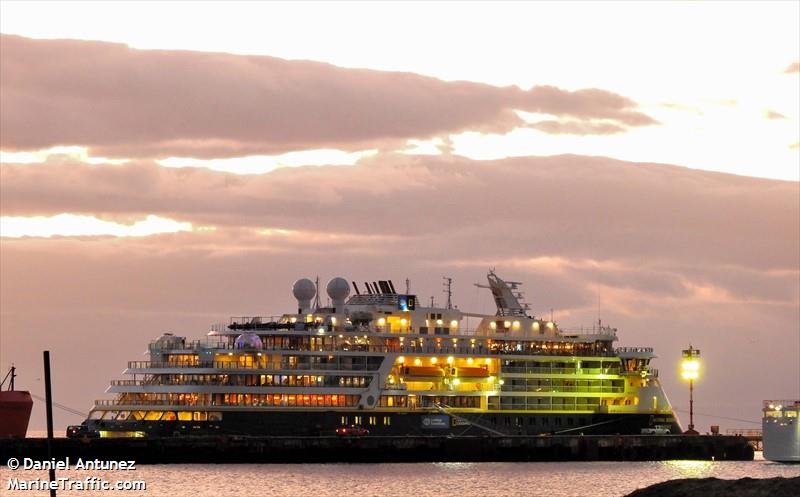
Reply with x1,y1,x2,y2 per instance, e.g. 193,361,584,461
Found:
336,425,369,436
66,424,99,439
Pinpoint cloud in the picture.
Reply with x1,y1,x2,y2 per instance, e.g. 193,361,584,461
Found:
528,120,627,135
765,109,787,120
0,35,656,160
2,153,796,272
784,61,800,73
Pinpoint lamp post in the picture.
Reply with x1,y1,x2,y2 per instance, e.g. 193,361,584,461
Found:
681,346,701,434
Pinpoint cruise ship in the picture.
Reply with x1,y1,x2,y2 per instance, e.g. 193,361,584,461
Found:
763,400,800,462
74,272,680,438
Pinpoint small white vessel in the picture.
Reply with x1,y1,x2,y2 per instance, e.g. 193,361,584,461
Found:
762,400,800,463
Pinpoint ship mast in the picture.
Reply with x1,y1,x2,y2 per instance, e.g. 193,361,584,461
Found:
443,277,453,310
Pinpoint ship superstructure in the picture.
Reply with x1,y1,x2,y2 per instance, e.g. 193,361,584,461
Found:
79,271,678,437
763,400,800,462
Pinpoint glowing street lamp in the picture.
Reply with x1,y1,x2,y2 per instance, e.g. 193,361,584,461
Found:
681,345,701,434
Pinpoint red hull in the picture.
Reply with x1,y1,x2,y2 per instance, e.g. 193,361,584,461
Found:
0,391,33,438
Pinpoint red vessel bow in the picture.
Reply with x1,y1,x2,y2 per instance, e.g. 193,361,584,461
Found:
0,390,33,438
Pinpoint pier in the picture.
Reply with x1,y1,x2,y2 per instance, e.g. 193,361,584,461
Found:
1,435,753,464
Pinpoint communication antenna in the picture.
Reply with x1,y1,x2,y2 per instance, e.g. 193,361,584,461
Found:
405,278,410,294
313,276,321,310
443,277,453,310
430,296,435,307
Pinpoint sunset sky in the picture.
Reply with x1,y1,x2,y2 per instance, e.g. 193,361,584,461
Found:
0,1,798,432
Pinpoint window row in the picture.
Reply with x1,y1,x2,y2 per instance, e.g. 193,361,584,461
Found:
147,373,370,388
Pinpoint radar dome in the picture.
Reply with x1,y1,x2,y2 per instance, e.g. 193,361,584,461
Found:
293,278,316,301
235,332,263,349
327,277,350,307
326,277,350,300
293,278,316,313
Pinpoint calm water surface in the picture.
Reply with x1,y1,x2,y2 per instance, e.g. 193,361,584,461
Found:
3,454,798,497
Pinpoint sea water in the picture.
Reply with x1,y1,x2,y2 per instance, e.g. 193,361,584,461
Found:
2,453,799,497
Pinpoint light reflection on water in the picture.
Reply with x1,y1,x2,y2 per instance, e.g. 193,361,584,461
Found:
2,460,799,497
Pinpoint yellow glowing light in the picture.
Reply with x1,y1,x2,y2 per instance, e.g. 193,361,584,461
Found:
533,322,540,331
400,318,407,326
546,322,554,329
452,378,460,386
504,321,511,328
289,317,297,323
681,359,700,380
331,317,337,325
485,358,492,365
489,322,497,329
447,356,454,364
430,357,438,364
378,318,386,326
498,379,504,385
450,320,458,327
512,320,520,329
467,358,474,365
397,356,405,364
414,358,422,366
436,319,444,325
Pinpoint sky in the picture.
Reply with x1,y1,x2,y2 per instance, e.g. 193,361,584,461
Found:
0,1,798,433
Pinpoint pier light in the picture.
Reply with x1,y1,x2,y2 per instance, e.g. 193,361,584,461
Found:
430,357,438,364
680,346,701,434
447,356,454,364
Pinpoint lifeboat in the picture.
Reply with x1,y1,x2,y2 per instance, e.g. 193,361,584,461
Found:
401,366,444,378
456,367,490,378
